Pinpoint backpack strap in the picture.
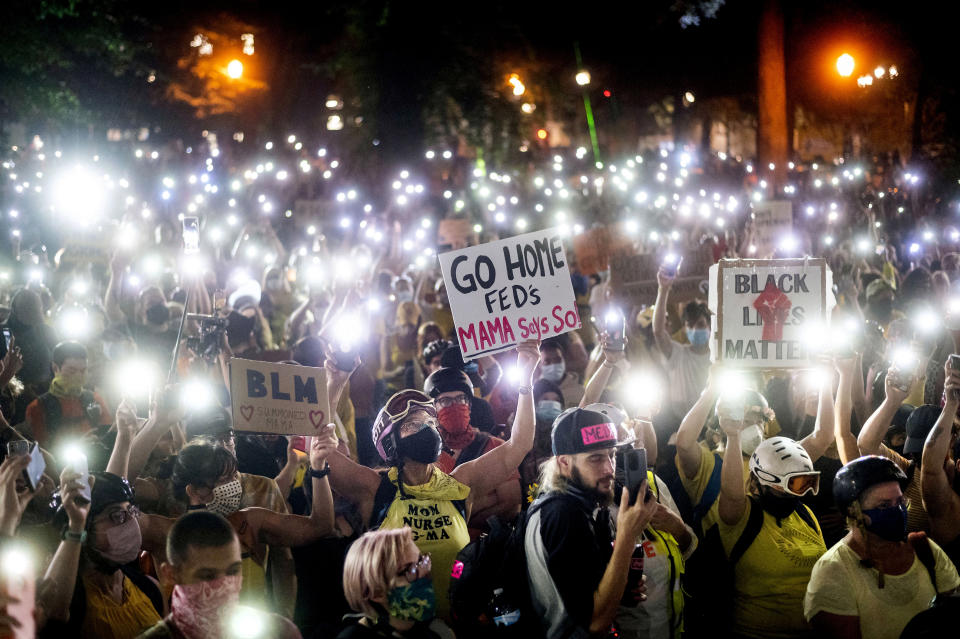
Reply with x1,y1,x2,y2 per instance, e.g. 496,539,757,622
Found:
729,497,765,565
910,533,939,593
692,454,723,530
794,504,820,534
455,432,491,467
121,563,165,616
368,471,397,530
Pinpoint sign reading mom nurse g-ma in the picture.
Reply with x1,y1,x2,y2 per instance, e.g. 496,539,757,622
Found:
438,228,580,361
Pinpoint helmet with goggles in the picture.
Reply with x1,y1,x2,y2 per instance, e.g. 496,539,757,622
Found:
372,390,437,463
750,436,820,497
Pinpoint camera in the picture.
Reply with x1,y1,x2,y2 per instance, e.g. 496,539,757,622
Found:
185,313,228,364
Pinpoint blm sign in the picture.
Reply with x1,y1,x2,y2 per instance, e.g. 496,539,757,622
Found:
708,258,832,369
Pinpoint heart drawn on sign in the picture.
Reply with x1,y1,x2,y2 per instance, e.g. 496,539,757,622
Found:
309,410,326,428
239,405,254,422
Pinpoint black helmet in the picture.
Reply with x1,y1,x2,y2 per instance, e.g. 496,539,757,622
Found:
833,455,909,517
424,367,473,399
54,471,134,532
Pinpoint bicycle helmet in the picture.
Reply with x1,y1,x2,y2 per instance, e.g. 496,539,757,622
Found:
750,436,820,497
833,455,909,517
372,390,436,462
424,367,473,399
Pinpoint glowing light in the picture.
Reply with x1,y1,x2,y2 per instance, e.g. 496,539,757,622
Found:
683,91,695,104
575,70,591,86
226,59,243,79
536,128,548,140
836,53,855,77
521,102,535,114
874,66,885,78
508,73,525,96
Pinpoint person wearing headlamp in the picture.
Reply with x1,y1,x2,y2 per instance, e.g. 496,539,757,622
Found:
322,340,541,621
804,455,960,638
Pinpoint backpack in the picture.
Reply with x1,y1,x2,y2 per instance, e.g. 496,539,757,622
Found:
447,494,561,639
684,496,819,635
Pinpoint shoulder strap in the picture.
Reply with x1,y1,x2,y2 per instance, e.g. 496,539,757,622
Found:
692,454,723,529
729,497,765,565
368,471,398,530
911,533,939,593
121,564,165,616
795,504,820,534
456,432,491,466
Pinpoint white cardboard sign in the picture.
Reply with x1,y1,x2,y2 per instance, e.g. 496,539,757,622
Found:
752,200,793,257
229,359,331,435
438,228,580,360
708,258,833,369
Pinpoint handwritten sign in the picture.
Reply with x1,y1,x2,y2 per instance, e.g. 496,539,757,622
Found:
752,201,793,258
708,258,831,369
438,228,580,360
229,359,331,435
610,245,714,304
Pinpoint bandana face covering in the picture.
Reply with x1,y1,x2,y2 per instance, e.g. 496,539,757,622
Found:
438,404,474,449
387,576,436,622
170,574,243,639
207,479,242,516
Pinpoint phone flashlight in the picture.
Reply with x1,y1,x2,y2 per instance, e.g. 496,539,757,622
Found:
662,253,683,277
62,444,92,504
0,544,36,639
604,308,627,352
182,217,200,254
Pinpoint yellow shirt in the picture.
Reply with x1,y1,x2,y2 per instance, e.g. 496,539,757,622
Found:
378,466,471,621
718,499,826,638
877,444,928,533
80,575,162,639
804,539,960,639
675,444,751,532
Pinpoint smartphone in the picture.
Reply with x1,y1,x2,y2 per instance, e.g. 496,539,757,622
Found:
719,394,747,422
0,546,36,639
65,450,92,504
333,346,359,372
24,443,45,492
290,436,306,453
950,354,960,371
604,309,627,352
662,255,684,278
182,216,200,254
2,327,11,351
622,448,648,506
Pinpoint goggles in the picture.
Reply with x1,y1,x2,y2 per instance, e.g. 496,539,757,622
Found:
384,390,437,424
783,471,821,497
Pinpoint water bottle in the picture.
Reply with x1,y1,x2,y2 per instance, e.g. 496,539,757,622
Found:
490,588,521,628
620,543,645,606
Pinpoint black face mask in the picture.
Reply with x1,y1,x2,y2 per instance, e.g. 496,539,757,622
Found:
145,303,170,326
758,487,801,520
397,427,442,464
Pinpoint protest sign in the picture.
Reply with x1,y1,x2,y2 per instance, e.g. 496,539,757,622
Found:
437,218,476,250
752,201,793,257
438,228,580,360
708,258,832,369
229,359,331,435
609,245,714,304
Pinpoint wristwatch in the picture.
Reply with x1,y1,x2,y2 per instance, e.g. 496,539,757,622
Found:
309,463,331,480
62,529,87,544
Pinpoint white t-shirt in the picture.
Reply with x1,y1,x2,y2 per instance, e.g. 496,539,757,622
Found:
804,539,960,639
663,343,710,413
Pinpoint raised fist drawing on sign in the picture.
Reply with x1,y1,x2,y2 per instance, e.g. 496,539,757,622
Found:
752,280,792,341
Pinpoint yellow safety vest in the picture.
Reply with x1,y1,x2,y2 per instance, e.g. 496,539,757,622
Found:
644,470,686,639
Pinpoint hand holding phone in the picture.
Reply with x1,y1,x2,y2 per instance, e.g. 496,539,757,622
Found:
621,448,648,506
182,217,200,254
603,309,627,352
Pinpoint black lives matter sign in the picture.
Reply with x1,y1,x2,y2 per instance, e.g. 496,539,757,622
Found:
710,258,829,369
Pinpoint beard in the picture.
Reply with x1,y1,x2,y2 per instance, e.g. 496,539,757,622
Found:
571,465,614,507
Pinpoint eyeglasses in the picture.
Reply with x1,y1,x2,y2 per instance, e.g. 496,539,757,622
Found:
784,472,821,497
102,505,140,526
435,394,470,409
399,553,431,582
399,419,438,437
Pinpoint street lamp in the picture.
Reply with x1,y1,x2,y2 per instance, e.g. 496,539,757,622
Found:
227,59,243,79
575,70,591,86
836,53,855,77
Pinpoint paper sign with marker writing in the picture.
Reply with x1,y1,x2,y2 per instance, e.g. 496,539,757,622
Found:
708,258,833,369
229,359,331,435
438,228,580,361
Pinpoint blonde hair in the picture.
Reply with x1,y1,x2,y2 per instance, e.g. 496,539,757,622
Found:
536,457,572,497
342,527,412,619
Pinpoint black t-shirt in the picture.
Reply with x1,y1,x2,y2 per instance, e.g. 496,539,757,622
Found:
335,618,442,639
535,490,613,629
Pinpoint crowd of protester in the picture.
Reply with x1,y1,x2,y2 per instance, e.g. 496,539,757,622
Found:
1,132,959,639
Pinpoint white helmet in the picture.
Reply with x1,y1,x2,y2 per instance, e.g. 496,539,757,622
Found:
749,436,820,497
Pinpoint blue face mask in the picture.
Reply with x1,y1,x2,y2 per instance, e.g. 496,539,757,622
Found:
536,400,563,424
862,503,908,542
686,327,710,347
387,576,436,622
